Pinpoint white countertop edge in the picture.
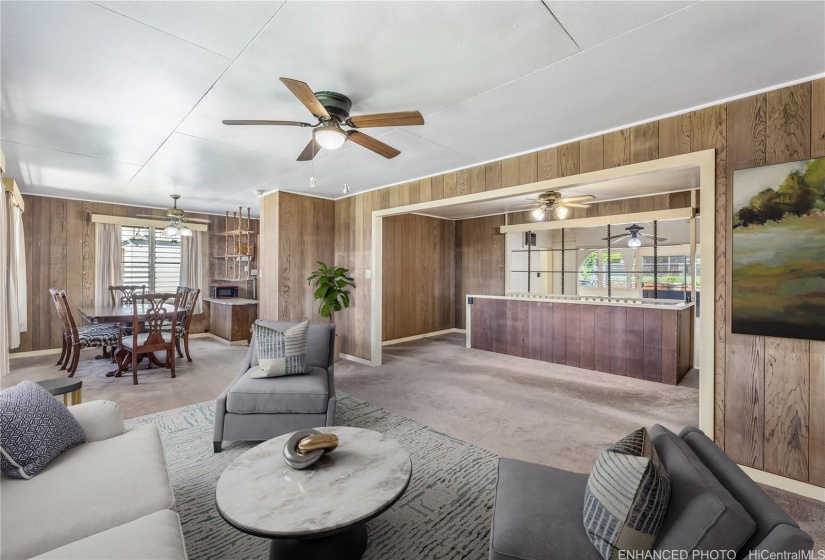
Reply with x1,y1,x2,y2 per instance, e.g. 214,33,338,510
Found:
466,294,695,310
203,297,259,306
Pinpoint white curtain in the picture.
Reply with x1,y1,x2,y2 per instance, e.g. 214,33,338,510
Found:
179,230,204,314
1,190,9,374
12,203,26,333
95,223,122,306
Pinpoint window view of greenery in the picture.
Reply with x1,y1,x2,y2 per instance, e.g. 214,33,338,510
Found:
578,250,636,289
121,226,181,293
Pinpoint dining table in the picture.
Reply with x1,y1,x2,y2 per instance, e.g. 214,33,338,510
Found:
77,303,184,372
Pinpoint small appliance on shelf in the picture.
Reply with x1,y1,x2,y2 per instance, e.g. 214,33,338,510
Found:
210,285,239,299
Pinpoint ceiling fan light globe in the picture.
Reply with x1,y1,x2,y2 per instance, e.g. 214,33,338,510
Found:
179,225,193,237
628,235,642,248
532,207,546,220
163,223,179,237
555,206,569,220
313,127,347,150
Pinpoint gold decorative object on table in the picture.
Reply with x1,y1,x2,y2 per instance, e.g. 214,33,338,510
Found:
297,433,339,454
283,429,339,469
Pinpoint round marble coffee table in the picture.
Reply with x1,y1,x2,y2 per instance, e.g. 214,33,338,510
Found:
216,426,412,560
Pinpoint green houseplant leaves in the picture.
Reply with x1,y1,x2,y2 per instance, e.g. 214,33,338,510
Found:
307,261,356,324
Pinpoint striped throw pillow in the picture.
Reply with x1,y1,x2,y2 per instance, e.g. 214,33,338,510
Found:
251,321,310,378
583,428,671,560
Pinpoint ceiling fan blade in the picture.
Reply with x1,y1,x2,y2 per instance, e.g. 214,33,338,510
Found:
347,131,400,159
348,111,425,128
279,77,330,119
222,120,313,127
297,138,322,161
602,235,631,243
561,194,596,204
602,234,631,241
641,234,668,242
182,218,211,224
563,202,590,208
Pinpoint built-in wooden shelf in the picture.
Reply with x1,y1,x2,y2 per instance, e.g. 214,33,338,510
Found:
212,229,256,237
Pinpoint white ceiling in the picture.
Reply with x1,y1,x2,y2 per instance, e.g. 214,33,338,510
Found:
1,1,823,217
415,165,700,220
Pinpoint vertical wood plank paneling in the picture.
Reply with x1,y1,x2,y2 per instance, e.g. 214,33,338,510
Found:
660,309,677,385
630,122,659,163
382,214,454,341
527,301,543,361
456,170,468,197
594,305,611,373
604,129,631,168
579,136,605,173
767,83,811,163
540,302,554,363
565,304,580,368
692,103,727,446
454,215,505,329
725,334,765,469
727,94,767,166
812,78,825,158
552,304,566,364
658,114,691,158
643,308,662,383
485,161,502,191
431,174,444,200
609,306,627,375
765,338,810,481
558,143,579,177
501,157,519,188
810,341,825,486
625,307,645,378
517,152,537,185
443,172,457,199
579,305,595,370
506,300,528,358
537,147,559,180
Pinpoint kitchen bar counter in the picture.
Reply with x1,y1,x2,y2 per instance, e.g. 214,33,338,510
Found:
203,298,258,343
466,294,694,385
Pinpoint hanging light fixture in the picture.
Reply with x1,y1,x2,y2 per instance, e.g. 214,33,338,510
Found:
179,224,193,237
627,234,642,248
313,122,347,150
163,222,179,237
555,206,569,220
532,207,546,220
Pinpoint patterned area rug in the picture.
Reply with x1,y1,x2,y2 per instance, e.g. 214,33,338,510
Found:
125,393,497,560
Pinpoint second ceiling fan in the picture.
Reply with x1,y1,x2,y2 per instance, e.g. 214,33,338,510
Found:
223,77,425,161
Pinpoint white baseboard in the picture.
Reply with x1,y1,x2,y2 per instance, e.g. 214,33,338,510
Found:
197,332,249,346
738,464,825,502
339,353,374,366
382,328,466,347
9,347,62,359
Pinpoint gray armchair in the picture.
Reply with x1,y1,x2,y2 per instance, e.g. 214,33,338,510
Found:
212,320,336,452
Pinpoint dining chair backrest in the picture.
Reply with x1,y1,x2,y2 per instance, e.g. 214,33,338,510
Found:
131,292,180,346
182,287,200,331
109,285,146,306
49,289,71,337
57,291,81,343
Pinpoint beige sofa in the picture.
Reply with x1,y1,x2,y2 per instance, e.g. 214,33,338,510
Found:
1,400,187,559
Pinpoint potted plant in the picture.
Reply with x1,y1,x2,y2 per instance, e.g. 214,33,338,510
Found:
307,261,355,361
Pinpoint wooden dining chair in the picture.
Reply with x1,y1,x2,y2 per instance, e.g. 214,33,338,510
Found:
49,289,72,370
108,285,146,306
114,292,180,385
56,291,120,376
173,287,200,362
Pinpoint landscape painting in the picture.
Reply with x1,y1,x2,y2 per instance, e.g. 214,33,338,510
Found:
731,157,825,341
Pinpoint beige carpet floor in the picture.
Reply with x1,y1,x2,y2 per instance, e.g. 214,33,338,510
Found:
7,333,824,551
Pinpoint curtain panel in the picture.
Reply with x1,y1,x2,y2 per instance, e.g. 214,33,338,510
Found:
1,190,9,373
180,230,205,314
95,223,122,306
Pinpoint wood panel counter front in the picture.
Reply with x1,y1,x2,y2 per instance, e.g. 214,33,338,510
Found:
467,295,694,385
204,298,258,343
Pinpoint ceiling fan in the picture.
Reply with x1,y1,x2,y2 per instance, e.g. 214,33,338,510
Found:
602,223,667,248
222,77,425,161
136,195,210,237
531,191,596,220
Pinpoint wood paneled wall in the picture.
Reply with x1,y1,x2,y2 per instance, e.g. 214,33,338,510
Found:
382,214,455,341
454,215,506,329
330,78,825,488
258,191,335,324
11,195,251,353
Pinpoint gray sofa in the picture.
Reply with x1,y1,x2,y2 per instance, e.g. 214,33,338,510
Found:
0,400,187,559
213,320,336,452
490,424,814,560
